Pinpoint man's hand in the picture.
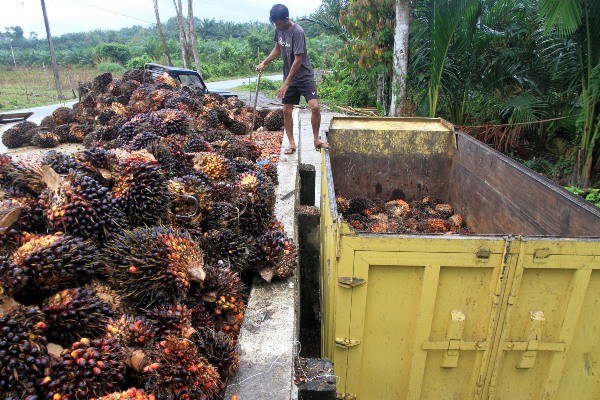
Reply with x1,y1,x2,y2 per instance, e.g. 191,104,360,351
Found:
275,82,289,99
256,62,266,74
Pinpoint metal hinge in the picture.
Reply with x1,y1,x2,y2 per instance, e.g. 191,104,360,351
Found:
335,338,361,349
337,392,357,400
338,277,366,288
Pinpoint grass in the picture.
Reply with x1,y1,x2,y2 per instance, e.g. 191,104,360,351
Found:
232,79,282,98
0,66,106,111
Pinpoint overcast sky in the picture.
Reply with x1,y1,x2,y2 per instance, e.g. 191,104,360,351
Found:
2,0,322,37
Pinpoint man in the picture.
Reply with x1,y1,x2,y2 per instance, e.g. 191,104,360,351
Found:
256,4,329,154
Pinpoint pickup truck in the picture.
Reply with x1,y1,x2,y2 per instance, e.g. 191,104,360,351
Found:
143,63,237,99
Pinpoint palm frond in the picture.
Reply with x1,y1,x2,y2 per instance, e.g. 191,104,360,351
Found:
538,0,582,36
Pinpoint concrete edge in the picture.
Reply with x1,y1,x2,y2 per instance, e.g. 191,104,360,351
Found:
225,108,301,400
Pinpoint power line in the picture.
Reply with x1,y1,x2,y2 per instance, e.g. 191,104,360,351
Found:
64,0,155,25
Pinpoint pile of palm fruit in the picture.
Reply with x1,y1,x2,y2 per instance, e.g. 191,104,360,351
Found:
336,195,472,234
0,69,294,399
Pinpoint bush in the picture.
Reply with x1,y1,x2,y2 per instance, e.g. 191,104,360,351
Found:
93,43,131,65
97,62,125,74
126,54,155,69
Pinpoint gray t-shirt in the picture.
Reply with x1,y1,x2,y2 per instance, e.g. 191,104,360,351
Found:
274,23,314,84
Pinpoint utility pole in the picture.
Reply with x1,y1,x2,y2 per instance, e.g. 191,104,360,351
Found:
40,0,63,100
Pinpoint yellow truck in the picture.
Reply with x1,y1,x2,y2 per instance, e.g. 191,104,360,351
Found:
320,117,600,400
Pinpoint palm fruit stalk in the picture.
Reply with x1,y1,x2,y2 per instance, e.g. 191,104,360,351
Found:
104,226,205,309
39,337,127,400
0,305,51,399
42,287,115,347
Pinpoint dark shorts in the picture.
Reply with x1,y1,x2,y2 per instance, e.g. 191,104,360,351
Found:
282,80,318,105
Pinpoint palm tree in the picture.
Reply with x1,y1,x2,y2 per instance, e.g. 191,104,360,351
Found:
539,0,600,187
389,0,411,116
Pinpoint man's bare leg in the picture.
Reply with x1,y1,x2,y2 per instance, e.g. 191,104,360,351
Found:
283,103,296,151
308,98,328,149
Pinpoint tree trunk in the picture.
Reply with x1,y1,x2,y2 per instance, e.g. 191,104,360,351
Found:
173,0,189,68
40,0,63,100
187,0,202,77
153,0,172,66
389,0,410,116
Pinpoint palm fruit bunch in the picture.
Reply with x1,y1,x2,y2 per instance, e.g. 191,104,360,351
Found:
93,72,114,93
0,305,51,399
98,387,156,400
108,77,141,105
145,303,194,341
111,158,170,227
40,115,58,130
146,138,194,178
1,195,47,233
183,133,213,153
163,93,201,114
418,218,452,233
141,337,221,400
41,287,115,347
384,199,411,218
39,337,127,400
168,175,212,233
249,227,297,282
0,227,24,256
105,314,156,348
31,130,60,148
104,226,205,309
52,106,76,125
3,154,46,195
10,233,100,296
264,108,285,131
1,120,37,148
153,108,190,136
201,229,256,272
347,196,376,216
194,327,239,380
195,152,230,181
0,254,28,296
126,131,161,151
118,112,164,144
235,172,276,236
40,171,125,242
154,72,179,88
199,264,247,334
252,108,272,130
219,136,261,162
200,201,243,232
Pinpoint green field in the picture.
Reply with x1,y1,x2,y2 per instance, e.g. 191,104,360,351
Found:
0,66,101,110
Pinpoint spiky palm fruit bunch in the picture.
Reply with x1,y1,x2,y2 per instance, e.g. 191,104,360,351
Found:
111,160,170,227
93,72,114,93
418,218,451,233
97,108,118,126
123,68,146,83
348,196,376,216
448,214,465,232
1,227,24,257
264,109,285,131
163,93,201,114
219,136,259,162
0,254,28,296
336,195,350,214
153,108,190,136
206,181,240,203
147,138,194,178
431,203,454,219
10,233,100,293
168,175,212,231
40,337,127,400
225,117,251,136
200,201,241,232
40,115,58,130
42,287,115,347
52,106,76,125
200,108,222,129
236,175,276,236
0,153,12,183
384,199,410,218
31,131,60,148
98,387,155,400
194,327,239,380
145,303,194,341
196,153,229,181
104,226,205,309
109,78,141,105
52,123,74,143
0,305,50,399
201,229,256,273
201,264,247,323
65,124,88,144
105,314,156,348
183,134,213,153
258,159,278,185
118,113,164,143
1,120,36,148
250,228,297,282
229,157,258,177
155,73,179,88
141,337,221,400
41,171,125,242
187,299,216,332
127,131,162,151
40,150,81,175
87,279,129,314
111,101,129,118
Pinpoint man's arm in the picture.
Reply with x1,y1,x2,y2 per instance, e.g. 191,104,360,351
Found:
275,54,302,99
256,43,280,73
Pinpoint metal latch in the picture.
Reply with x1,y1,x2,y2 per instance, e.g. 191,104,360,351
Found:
335,338,361,349
338,277,366,288
337,392,357,400
476,249,491,260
